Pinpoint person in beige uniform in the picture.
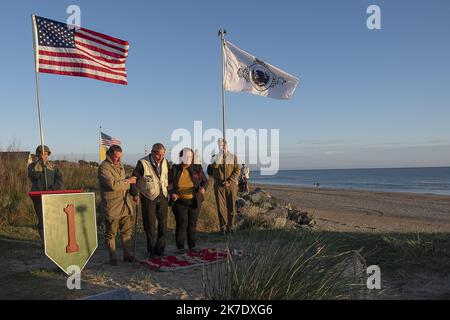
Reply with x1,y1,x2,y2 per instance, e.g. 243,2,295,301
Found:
130,143,170,257
210,139,240,233
98,145,137,266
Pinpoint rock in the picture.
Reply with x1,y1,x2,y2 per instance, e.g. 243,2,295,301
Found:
262,201,274,210
273,218,287,229
267,207,288,220
236,189,315,230
236,197,247,210
245,189,276,212
250,192,265,203
288,209,315,227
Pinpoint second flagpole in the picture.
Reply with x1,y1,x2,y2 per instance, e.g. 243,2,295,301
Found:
218,29,226,145
218,29,227,182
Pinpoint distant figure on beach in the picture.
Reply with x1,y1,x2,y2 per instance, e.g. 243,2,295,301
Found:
169,147,208,253
210,139,240,234
313,182,320,188
239,163,250,193
98,145,138,266
28,145,64,244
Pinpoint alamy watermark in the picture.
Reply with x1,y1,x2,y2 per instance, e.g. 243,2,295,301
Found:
367,5,381,30
171,121,280,175
366,265,381,290
66,265,81,290
66,5,81,30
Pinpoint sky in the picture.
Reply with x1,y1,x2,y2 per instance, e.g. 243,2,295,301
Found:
0,0,449,169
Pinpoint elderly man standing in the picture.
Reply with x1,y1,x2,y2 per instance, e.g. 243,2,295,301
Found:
98,145,137,266
131,143,170,257
210,139,240,233
28,145,64,243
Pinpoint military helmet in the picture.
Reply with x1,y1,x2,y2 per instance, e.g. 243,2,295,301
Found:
35,145,51,156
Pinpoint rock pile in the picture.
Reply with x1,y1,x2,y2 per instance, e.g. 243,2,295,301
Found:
235,187,316,230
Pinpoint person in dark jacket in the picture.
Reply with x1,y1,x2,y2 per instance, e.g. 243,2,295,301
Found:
169,147,208,253
28,145,64,192
28,145,64,243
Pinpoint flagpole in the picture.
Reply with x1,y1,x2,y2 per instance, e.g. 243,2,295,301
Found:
218,29,227,181
32,14,48,190
99,126,102,162
219,29,226,144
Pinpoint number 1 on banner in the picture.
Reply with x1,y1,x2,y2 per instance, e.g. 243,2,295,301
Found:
64,204,80,254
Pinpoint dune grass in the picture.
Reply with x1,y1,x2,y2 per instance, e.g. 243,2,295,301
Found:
203,229,369,300
0,152,35,227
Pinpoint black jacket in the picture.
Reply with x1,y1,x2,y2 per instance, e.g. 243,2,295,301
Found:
169,164,208,209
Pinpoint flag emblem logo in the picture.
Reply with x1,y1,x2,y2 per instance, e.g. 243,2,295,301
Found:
238,59,287,92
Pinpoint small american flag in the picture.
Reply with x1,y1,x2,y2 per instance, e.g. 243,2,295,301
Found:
100,132,121,147
32,15,129,85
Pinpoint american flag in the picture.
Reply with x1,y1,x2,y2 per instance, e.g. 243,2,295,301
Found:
100,132,121,147
32,15,129,85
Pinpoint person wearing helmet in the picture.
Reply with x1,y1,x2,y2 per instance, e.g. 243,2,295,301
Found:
28,145,64,243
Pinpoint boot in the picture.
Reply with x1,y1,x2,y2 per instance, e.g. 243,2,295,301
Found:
109,251,118,266
122,237,138,263
106,239,118,266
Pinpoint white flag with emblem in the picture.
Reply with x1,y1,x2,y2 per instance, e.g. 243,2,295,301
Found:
223,40,299,100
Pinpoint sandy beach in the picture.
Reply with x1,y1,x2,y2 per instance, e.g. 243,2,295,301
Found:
254,184,450,233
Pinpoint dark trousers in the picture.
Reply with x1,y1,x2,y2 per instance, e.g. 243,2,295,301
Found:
172,199,200,250
141,194,168,255
31,197,44,243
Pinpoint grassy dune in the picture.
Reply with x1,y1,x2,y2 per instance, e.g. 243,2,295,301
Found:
1,154,449,299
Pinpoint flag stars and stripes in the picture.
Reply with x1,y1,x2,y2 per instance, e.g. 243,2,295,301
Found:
36,18,75,48
100,132,121,147
34,15,128,85
34,16,128,83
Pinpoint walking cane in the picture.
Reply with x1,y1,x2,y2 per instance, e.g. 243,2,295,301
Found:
133,199,139,268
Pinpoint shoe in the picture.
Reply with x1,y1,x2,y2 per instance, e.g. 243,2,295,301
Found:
109,257,118,266
123,255,138,263
177,248,187,254
189,247,201,253
109,250,119,266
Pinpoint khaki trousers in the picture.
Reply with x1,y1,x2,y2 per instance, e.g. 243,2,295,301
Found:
104,215,132,257
214,182,237,231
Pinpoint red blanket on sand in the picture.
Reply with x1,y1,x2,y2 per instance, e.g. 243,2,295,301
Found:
142,248,229,271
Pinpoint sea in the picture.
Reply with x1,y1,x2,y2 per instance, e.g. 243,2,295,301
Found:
250,167,450,196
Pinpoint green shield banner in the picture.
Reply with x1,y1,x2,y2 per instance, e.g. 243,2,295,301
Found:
42,192,98,274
